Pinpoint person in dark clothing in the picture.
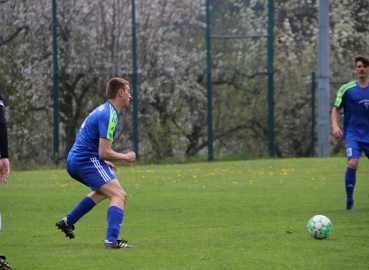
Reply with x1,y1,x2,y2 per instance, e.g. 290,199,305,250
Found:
0,90,13,270
0,91,9,183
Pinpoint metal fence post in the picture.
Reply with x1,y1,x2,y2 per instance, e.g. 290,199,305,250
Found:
131,0,139,159
205,0,214,161
311,71,316,157
267,0,275,157
52,0,59,165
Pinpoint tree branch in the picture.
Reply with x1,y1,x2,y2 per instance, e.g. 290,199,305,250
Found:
0,25,29,47
188,125,245,156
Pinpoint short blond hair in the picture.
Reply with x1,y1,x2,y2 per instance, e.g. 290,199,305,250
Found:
106,77,129,99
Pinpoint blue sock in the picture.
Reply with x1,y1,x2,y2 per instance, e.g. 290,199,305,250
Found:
66,196,96,226
106,206,124,242
345,167,356,203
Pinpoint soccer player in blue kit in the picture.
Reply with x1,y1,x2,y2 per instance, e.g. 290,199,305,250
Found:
56,77,136,248
331,55,369,211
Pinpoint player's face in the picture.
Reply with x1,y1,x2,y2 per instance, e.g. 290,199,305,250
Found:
355,61,369,79
121,85,132,108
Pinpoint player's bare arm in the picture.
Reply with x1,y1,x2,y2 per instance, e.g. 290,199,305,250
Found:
98,138,136,162
331,106,343,139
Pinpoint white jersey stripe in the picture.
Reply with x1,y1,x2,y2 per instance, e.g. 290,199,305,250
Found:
90,157,111,182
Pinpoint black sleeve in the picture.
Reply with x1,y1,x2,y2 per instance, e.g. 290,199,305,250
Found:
0,91,9,158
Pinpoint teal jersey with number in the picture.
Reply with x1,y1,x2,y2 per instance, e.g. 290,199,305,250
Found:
68,101,119,158
334,80,369,142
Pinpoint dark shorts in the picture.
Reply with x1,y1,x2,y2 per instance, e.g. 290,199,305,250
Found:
66,156,116,191
345,140,369,160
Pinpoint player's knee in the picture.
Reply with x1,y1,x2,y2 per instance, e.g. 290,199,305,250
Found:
116,190,127,205
347,159,359,169
122,192,128,205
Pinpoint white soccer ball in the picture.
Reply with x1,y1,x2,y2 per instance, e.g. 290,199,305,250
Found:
307,215,332,240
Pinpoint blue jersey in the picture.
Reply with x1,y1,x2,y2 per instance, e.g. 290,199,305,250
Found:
334,80,369,143
68,101,119,159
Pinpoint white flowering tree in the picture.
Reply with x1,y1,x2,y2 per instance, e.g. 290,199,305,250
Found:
1,0,369,165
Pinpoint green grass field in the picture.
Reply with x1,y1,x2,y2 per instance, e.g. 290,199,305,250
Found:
1,158,369,269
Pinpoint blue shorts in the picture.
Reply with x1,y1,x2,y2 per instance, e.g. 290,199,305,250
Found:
66,156,117,191
345,140,369,160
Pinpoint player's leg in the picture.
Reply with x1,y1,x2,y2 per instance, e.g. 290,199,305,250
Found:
66,190,107,225
98,179,134,248
56,158,112,238
345,141,361,210
345,158,358,210
0,254,13,270
57,190,107,238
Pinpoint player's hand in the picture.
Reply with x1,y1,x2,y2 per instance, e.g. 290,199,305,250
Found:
124,151,136,162
0,159,3,182
0,158,10,183
332,126,343,139
105,160,117,171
